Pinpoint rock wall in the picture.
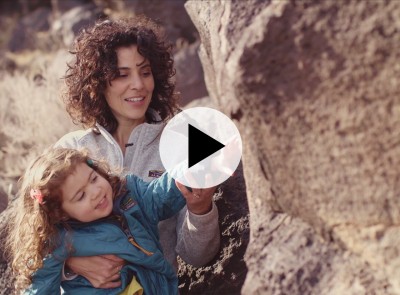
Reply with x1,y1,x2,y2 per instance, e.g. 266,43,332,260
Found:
185,0,400,294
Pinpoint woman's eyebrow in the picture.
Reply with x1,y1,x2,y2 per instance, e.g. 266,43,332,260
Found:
136,59,149,67
117,63,150,70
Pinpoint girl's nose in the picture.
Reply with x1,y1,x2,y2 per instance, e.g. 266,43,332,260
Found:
89,186,101,200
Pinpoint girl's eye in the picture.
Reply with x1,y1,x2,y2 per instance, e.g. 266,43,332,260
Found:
91,175,98,183
77,193,85,201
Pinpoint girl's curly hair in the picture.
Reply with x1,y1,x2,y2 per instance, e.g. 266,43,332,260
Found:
5,148,122,290
63,15,179,133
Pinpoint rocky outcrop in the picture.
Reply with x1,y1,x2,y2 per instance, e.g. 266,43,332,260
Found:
185,0,400,294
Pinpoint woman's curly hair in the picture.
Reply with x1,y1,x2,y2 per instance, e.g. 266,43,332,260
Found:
5,148,123,290
63,15,179,133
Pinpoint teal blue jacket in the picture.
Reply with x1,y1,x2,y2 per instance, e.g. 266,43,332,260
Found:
25,173,185,295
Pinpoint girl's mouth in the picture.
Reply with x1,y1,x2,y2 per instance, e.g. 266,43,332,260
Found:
95,196,108,209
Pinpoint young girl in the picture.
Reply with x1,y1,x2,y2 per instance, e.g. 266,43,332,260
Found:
6,147,197,294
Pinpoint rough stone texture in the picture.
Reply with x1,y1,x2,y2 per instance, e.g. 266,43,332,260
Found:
174,42,208,106
50,3,104,48
185,0,400,294
124,0,199,45
7,7,52,52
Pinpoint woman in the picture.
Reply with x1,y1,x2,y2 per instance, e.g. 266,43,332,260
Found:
55,16,220,289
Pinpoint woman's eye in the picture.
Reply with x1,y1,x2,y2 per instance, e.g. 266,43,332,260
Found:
117,74,128,78
91,175,98,183
142,71,152,77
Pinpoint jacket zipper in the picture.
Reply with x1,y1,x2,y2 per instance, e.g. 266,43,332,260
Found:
118,215,154,256
127,236,154,256
96,124,124,169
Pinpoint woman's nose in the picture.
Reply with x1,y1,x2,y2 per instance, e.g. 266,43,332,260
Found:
129,74,144,90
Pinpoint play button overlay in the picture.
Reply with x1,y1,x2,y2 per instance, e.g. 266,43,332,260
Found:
159,107,242,188
188,124,225,168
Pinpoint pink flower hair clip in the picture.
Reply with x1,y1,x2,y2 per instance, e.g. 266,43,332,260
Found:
30,188,45,205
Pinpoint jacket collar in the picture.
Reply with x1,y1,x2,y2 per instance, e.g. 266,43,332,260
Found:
94,108,163,146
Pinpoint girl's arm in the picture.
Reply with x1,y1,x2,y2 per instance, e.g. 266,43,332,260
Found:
126,173,186,222
24,253,64,294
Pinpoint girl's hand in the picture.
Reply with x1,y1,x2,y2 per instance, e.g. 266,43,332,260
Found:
176,180,216,215
66,255,125,288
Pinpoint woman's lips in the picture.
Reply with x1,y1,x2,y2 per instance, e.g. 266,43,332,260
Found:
124,96,145,102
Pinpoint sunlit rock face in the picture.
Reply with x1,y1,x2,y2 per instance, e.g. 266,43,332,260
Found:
186,0,400,294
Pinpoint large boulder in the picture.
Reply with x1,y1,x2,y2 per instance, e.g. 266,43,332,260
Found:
185,0,400,294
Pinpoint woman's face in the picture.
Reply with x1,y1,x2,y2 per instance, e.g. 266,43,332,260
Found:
104,45,155,127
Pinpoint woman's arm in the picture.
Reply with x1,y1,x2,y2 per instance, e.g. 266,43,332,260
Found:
174,184,221,267
64,255,124,289
173,139,239,266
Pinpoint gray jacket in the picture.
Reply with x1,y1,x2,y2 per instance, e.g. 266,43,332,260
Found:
55,120,220,269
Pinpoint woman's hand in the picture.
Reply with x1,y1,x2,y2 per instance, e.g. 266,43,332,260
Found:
176,180,216,215
66,255,125,288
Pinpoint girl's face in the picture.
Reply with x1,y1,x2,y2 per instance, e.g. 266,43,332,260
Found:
104,45,155,128
60,163,113,222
